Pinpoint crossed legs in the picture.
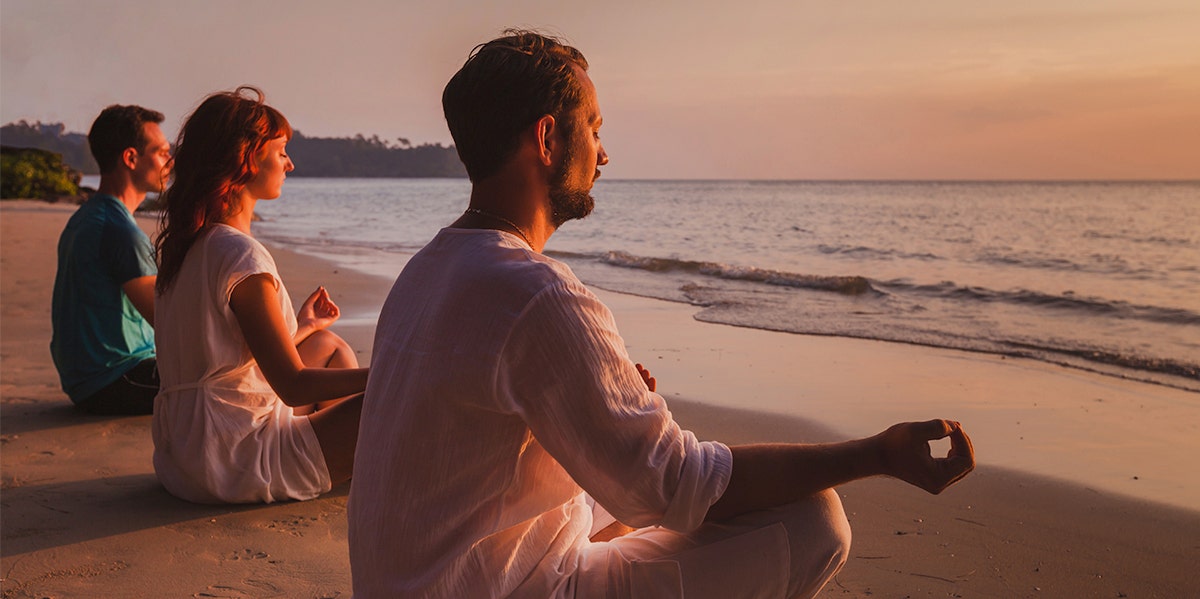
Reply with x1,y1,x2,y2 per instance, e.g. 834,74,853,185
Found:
295,329,363,485
575,489,851,598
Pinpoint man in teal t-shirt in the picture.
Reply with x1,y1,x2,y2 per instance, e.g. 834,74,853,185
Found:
50,104,171,415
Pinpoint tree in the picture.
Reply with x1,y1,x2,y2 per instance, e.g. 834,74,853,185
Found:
1,146,81,200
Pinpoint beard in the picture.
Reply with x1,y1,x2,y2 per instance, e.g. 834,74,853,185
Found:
549,184,594,227
547,135,595,227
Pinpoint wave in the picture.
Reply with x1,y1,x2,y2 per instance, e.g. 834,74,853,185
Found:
976,249,1095,273
885,280,1200,326
692,302,1200,389
255,232,429,255
1083,229,1196,248
817,244,943,262
554,247,1198,389
1003,341,1200,382
975,248,1185,280
584,250,880,296
975,248,1155,278
555,248,1200,328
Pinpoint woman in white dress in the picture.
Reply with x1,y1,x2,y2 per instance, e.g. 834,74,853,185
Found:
152,87,367,503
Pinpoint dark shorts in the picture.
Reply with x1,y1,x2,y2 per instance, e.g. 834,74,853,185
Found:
76,359,159,415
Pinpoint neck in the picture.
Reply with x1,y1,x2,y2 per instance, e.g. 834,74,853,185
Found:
463,206,534,247
218,192,257,235
95,176,147,214
453,172,555,252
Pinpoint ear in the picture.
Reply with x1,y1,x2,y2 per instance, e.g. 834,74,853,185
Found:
121,147,140,171
534,114,557,167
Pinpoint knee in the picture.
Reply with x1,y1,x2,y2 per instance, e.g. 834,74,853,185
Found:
780,488,851,567
300,329,358,368
814,488,852,566
306,328,344,349
779,489,851,598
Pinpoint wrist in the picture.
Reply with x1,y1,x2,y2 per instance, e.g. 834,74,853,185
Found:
856,433,889,479
293,322,316,343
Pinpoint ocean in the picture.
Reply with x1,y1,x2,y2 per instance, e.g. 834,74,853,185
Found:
235,178,1198,393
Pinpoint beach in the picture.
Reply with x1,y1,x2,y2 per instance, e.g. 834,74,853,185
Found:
3,200,1199,598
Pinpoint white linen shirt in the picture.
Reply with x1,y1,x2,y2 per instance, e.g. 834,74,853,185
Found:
348,228,732,598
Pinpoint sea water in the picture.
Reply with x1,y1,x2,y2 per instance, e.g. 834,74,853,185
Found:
244,178,1199,392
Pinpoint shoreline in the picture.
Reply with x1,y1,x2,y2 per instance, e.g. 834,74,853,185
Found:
3,200,1198,597
266,225,1200,396
592,281,1200,394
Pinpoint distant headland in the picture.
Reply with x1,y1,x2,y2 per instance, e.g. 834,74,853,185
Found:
0,121,467,179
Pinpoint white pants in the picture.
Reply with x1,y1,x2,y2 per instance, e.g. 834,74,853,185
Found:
572,489,851,599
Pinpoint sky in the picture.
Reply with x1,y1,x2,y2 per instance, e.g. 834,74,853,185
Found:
2,0,1198,180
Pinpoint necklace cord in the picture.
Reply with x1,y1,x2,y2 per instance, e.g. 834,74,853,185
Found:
465,208,533,248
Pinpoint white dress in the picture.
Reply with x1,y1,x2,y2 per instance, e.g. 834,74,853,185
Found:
152,224,330,504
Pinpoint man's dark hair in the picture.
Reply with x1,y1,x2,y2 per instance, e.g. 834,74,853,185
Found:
442,30,589,182
87,104,165,174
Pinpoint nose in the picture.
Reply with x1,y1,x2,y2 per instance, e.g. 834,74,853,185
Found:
286,158,295,173
597,143,609,166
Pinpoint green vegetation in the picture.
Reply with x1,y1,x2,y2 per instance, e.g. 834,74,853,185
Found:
287,131,466,178
0,120,467,178
1,146,81,200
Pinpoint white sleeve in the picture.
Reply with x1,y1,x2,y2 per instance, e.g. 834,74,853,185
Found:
212,235,282,303
497,280,732,532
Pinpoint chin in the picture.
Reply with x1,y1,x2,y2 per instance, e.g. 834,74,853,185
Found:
549,189,594,227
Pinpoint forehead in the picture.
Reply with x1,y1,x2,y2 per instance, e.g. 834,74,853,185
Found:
573,67,602,125
259,136,289,153
141,122,168,146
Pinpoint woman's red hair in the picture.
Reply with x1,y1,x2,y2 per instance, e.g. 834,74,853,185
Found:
156,86,292,293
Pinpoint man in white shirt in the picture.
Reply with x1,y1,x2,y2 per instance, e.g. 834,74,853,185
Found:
349,30,975,598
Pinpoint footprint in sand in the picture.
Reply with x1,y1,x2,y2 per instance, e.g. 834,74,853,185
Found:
195,580,282,598
265,514,318,537
225,548,269,561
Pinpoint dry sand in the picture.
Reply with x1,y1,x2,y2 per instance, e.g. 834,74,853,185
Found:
3,200,1198,598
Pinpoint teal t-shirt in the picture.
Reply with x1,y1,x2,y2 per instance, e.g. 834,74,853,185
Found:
50,194,157,403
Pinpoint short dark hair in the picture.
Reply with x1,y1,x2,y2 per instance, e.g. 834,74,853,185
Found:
87,104,165,174
442,30,589,182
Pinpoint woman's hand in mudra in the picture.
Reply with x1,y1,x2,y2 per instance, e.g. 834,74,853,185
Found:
298,286,340,332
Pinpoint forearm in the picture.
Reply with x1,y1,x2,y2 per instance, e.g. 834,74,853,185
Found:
706,419,975,522
273,366,368,407
231,275,366,405
706,438,883,522
122,275,157,327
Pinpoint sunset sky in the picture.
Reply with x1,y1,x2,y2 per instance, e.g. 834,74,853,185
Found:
3,0,1198,180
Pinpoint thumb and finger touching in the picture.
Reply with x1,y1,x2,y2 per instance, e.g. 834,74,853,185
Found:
926,421,975,493
885,419,976,494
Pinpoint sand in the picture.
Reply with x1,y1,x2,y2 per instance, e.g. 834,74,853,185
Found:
3,199,1198,598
